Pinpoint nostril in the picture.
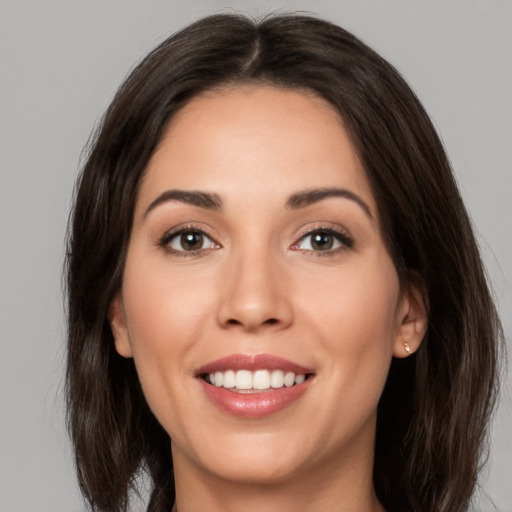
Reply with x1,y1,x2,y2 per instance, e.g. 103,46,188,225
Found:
224,317,279,329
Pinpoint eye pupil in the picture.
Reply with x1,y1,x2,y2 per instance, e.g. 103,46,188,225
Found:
311,232,333,250
181,232,203,250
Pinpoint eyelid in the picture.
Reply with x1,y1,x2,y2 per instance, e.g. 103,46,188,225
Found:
290,224,355,253
157,222,353,256
158,224,221,255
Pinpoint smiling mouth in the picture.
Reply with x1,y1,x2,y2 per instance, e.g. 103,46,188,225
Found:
201,369,314,393
196,355,315,417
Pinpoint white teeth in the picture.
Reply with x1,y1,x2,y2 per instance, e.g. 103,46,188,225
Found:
253,370,270,390
270,369,284,388
214,371,223,387
207,369,307,390
284,371,295,387
223,369,235,388
235,370,252,390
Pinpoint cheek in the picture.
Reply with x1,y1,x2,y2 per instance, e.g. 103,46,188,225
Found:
120,249,216,415
303,255,400,396
123,244,213,348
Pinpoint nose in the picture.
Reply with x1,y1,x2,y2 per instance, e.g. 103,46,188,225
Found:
216,248,294,333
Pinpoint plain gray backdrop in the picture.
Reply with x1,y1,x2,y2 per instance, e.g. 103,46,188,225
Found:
1,1,510,511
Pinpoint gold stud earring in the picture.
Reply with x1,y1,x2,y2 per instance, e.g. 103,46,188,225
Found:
404,342,412,354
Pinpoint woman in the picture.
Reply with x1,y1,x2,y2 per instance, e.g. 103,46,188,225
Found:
65,13,502,512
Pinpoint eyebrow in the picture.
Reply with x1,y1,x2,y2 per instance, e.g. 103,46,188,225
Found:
143,186,373,220
286,187,373,219
143,189,222,219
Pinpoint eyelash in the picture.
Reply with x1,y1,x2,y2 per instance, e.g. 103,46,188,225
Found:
158,224,219,257
292,225,355,256
158,224,354,257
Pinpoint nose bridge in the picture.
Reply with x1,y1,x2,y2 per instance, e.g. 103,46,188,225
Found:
217,241,293,331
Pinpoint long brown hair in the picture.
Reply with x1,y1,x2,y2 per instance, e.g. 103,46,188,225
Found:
65,13,502,512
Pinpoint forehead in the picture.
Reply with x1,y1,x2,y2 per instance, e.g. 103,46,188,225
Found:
137,85,377,217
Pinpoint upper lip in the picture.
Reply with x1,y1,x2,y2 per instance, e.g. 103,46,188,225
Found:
195,354,314,376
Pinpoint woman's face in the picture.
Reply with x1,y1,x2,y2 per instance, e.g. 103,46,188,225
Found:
110,86,424,486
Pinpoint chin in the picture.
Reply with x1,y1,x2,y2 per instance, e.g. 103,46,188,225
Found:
206,451,304,486
174,428,310,485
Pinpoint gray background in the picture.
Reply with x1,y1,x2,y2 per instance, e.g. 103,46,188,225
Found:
1,1,510,511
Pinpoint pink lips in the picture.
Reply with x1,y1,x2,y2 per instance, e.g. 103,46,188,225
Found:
195,354,314,418
196,354,312,375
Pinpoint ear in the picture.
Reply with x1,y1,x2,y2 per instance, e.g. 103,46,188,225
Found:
108,293,133,358
393,277,428,358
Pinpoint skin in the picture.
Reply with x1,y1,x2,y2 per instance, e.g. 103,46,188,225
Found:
109,86,427,512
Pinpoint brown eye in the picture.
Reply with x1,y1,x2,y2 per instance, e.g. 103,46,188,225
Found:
180,232,204,251
310,232,334,250
293,228,354,253
165,229,218,253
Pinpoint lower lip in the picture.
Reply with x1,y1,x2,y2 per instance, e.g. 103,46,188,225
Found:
198,378,312,418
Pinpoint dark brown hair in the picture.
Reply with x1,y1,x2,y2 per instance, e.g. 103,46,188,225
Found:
65,13,502,512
